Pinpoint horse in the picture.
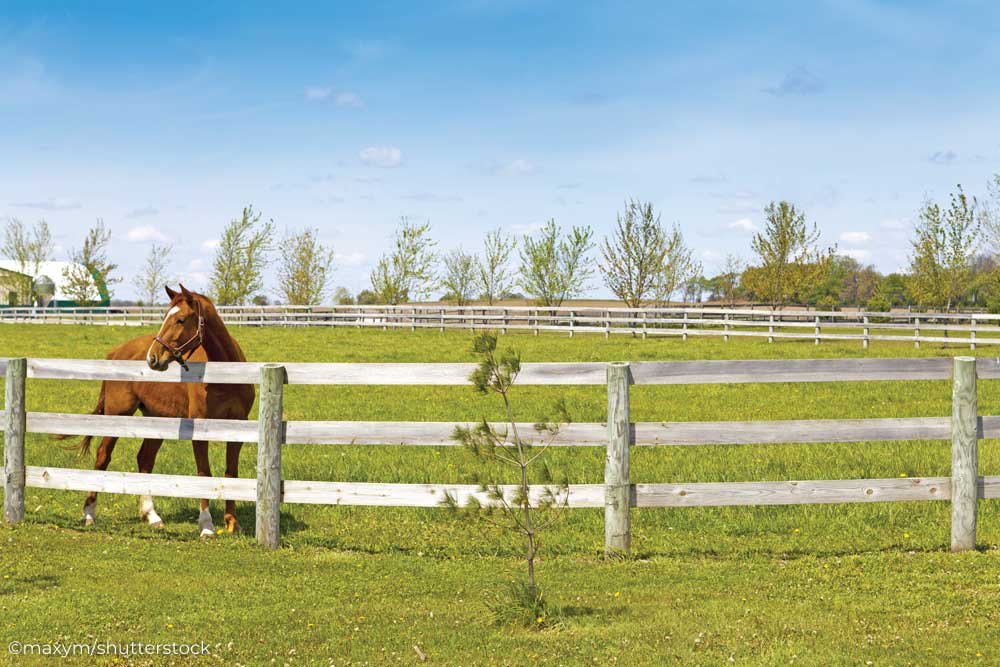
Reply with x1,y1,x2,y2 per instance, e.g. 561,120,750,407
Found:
67,285,255,536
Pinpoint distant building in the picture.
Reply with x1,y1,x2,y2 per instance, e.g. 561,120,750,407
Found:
0,260,110,307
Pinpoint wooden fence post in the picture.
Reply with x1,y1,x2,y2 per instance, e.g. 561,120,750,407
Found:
814,316,820,345
4,357,27,523
862,316,870,350
970,317,976,351
605,362,631,556
914,317,920,349
256,364,286,549
951,356,978,553
768,313,774,343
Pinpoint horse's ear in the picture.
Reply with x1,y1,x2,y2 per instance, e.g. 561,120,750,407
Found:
164,285,179,300
179,284,194,303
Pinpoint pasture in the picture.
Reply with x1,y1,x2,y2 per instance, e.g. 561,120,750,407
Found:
2,324,1000,665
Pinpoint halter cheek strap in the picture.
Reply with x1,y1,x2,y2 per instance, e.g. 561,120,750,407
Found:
153,299,205,371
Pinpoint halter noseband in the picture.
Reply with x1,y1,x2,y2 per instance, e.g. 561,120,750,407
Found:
153,299,205,371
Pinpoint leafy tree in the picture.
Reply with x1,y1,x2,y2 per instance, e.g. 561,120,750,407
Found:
370,218,437,304
599,200,670,308
2,218,53,303
276,227,335,305
908,186,981,311
252,294,270,306
719,254,746,306
441,247,478,306
743,201,834,308
63,219,120,304
356,289,378,305
878,273,911,307
209,206,274,306
333,286,354,305
653,224,700,305
133,243,173,305
444,333,569,628
518,219,594,307
477,229,517,305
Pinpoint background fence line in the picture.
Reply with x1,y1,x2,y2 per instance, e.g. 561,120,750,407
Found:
2,356,997,552
4,304,1000,348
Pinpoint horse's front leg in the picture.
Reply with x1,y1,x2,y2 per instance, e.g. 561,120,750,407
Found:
137,438,165,529
193,440,215,537
223,442,243,534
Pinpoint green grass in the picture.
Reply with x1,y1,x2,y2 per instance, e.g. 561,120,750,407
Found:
1,324,999,665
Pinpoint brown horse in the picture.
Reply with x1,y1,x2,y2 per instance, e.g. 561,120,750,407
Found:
71,285,254,535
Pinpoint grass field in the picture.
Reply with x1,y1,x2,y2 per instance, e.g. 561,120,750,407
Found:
1,324,999,665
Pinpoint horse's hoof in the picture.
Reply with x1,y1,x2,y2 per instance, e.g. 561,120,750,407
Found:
224,517,242,534
200,527,216,538
149,520,165,530
82,516,95,527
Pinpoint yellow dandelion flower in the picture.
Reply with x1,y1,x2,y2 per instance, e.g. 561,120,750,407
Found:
536,617,544,624
613,591,621,598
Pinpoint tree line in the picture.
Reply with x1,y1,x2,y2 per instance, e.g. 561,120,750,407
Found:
3,171,999,310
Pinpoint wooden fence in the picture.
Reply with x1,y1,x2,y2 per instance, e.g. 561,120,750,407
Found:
3,304,1000,349
2,356,999,552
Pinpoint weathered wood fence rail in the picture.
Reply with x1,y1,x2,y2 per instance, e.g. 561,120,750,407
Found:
3,305,1000,349
3,356,999,552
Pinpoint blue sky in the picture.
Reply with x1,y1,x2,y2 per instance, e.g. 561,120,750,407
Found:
2,1,999,300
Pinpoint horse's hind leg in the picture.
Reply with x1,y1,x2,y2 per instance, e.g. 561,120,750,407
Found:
82,436,118,526
193,440,216,537
223,442,243,534
136,438,165,529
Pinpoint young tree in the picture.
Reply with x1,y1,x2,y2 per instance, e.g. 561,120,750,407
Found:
981,174,1000,251
445,333,569,627
133,243,173,305
441,247,478,306
276,227,335,305
719,254,746,306
62,219,120,304
477,229,517,305
369,218,438,304
744,201,833,308
599,200,670,308
518,219,594,307
209,206,274,306
908,186,981,311
333,286,354,305
2,218,53,302
652,224,701,305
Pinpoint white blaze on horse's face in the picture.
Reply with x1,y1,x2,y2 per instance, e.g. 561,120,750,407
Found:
146,300,198,371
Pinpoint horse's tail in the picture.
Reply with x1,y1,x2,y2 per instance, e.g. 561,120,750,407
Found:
53,384,106,460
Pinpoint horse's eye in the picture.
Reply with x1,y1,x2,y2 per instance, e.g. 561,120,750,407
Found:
177,317,186,324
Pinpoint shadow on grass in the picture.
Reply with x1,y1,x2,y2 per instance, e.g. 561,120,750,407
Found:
0,574,60,596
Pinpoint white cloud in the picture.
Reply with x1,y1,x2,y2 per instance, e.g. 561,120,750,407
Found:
880,218,907,231
727,218,758,232
126,225,168,242
839,231,871,244
510,222,546,235
335,92,363,108
304,86,332,101
334,251,367,267
843,249,872,261
201,239,220,252
494,159,536,176
359,146,402,168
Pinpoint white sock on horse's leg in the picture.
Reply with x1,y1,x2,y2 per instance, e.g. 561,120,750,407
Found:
140,494,163,528
82,502,96,526
198,507,215,537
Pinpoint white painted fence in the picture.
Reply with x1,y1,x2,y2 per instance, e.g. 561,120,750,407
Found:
2,356,997,552
2,304,1000,349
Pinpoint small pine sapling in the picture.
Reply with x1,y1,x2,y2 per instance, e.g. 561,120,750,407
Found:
444,332,570,628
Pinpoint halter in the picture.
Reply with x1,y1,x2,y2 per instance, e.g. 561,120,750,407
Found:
153,299,205,371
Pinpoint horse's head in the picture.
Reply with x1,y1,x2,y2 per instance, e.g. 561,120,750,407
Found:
146,285,205,371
